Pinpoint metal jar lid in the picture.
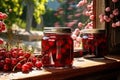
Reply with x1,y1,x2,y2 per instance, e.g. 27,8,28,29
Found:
80,29,106,34
44,27,72,34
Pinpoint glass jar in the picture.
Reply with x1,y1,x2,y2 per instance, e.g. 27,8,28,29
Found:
81,29,107,58
41,27,73,68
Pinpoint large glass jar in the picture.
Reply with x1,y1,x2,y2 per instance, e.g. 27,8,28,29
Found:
81,29,107,58
41,27,73,68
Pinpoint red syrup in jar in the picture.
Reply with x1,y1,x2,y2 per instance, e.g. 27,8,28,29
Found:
41,27,73,68
81,29,107,58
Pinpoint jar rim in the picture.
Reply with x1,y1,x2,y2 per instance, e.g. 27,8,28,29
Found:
44,27,71,33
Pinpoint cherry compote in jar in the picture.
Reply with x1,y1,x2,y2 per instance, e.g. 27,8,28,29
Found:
81,29,107,58
41,27,73,68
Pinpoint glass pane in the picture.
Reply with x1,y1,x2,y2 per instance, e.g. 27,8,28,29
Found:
43,0,93,30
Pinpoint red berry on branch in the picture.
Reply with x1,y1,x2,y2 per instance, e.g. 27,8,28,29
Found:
0,12,8,20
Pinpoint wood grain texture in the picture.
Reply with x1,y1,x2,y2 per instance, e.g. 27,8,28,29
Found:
0,55,120,80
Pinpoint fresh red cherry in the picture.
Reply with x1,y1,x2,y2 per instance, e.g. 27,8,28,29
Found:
35,61,42,69
22,63,30,73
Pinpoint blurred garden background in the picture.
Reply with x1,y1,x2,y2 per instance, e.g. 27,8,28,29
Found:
0,0,92,53
0,0,92,31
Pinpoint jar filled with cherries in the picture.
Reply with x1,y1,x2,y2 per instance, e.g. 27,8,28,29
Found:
81,29,107,58
41,27,73,68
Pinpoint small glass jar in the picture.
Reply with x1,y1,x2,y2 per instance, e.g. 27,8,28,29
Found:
41,27,73,68
81,29,107,58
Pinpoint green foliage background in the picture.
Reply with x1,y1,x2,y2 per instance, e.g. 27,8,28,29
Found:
0,0,47,28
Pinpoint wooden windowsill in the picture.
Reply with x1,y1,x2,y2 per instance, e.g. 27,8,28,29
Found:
1,55,120,80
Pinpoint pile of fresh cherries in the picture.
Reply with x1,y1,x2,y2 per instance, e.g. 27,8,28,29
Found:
0,48,42,73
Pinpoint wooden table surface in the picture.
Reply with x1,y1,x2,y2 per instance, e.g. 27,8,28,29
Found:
1,55,120,80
